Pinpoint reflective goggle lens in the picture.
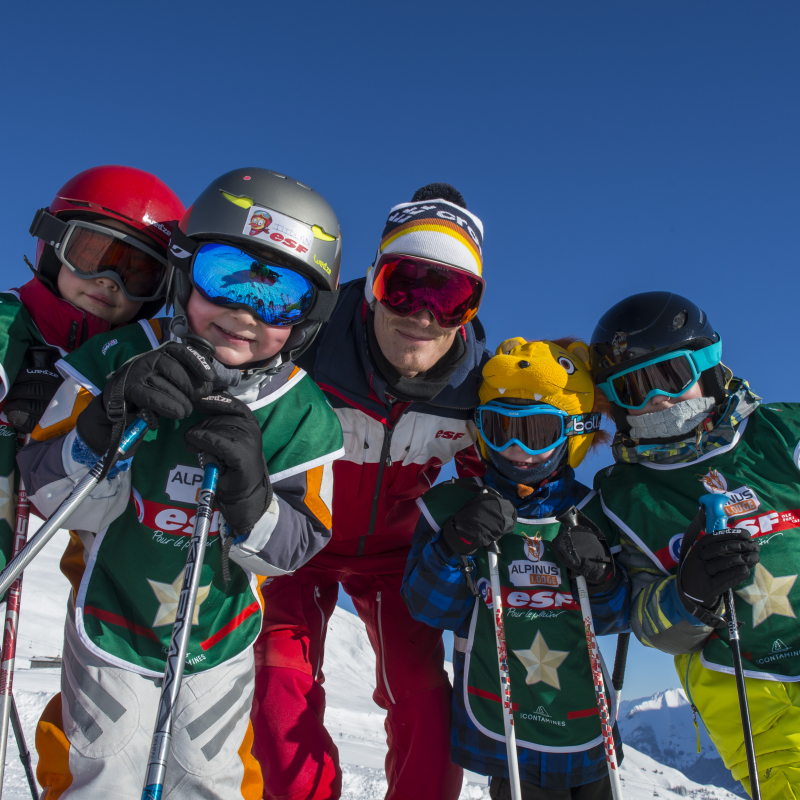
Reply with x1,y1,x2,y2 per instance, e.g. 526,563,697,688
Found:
372,255,484,328
610,355,696,408
192,243,315,326
63,225,166,301
479,407,564,454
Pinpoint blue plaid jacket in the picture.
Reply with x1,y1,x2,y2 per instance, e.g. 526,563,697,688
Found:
401,475,630,788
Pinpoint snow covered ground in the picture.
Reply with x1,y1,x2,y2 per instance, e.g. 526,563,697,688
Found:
0,525,741,799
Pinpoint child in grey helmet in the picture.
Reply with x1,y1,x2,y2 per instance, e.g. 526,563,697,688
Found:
18,168,344,799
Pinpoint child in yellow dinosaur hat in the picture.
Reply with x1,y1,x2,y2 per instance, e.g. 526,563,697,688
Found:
403,337,630,799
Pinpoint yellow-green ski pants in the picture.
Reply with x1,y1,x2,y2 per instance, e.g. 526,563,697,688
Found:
677,653,800,799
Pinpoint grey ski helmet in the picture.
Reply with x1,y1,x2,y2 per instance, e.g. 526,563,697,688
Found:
167,168,342,362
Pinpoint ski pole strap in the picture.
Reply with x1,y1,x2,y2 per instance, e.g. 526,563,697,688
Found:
98,359,137,482
612,632,630,693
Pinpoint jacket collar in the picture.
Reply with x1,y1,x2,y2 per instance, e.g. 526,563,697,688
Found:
313,277,489,416
17,277,111,353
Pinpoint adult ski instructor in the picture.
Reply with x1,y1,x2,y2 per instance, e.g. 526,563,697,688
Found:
251,184,490,800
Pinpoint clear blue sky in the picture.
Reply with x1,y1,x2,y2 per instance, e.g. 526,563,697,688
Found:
3,2,799,701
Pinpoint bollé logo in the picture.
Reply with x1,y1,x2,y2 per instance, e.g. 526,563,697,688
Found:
565,413,602,435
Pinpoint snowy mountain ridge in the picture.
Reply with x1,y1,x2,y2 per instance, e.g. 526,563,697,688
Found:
618,688,745,797
1,526,743,799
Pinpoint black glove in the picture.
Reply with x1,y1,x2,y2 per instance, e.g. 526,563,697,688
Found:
554,506,615,593
4,346,62,434
77,341,217,457
184,393,271,539
441,490,517,556
676,507,759,623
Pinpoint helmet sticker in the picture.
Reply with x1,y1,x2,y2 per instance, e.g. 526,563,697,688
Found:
242,205,313,256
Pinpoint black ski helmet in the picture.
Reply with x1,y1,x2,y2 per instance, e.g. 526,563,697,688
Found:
590,291,727,432
167,167,341,362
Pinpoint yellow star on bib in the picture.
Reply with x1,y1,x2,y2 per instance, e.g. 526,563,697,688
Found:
0,471,15,531
512,630,569,689
148,569,211,628
735,564,796,628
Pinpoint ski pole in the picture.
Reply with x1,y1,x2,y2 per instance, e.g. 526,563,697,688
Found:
574,574,624,800
0,415,153,600
9,697,37,799
612,632,630,708
486,540,522,800
0,451,32,799
142,456,219,800
698,494,761,800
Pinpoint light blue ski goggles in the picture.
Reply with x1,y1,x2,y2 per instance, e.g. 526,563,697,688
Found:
596,338,722,410
476,402,602,456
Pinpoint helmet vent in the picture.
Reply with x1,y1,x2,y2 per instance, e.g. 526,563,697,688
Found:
672,310,688,330
101,205,134,222
268,171,286,179
296,181,312,190
65,199,92,208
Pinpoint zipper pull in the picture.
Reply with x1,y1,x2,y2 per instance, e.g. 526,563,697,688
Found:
691,704,701,753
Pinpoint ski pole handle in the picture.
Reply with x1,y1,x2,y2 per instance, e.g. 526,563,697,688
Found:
142,457,219,800
698,494,728,533
0,416,150,599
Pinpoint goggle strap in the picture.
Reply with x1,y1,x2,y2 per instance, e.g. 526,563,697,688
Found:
692,340,722,373
169,227,199,271
564,412,602,436
29,208,69,248
303,288,340,323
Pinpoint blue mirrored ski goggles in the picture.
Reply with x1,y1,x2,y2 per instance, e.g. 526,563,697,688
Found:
596,338,722,410
192,242,316,327
476,402,602,456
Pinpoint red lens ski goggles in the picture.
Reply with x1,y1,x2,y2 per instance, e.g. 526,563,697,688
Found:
372,254,484,328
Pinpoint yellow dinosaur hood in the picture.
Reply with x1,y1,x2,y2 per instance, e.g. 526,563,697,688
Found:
478,337,601,469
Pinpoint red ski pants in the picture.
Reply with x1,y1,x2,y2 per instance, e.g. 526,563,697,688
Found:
251,558,463,800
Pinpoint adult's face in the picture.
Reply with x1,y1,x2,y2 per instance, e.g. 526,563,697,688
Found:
373,302,460,378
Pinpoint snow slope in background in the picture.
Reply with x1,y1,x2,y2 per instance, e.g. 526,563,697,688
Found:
1,526,740,799
619,689,746,797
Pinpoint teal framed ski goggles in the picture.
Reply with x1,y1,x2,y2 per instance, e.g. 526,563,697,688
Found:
191,243,316,327
476,402,602,456
596,338,722,410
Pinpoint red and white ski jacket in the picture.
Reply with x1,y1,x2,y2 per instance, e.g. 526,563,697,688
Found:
297,278,489,566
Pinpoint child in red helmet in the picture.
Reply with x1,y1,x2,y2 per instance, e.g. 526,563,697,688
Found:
0,165,185,570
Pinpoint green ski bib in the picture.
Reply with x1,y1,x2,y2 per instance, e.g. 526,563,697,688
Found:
594,404,800,681
62,321,343,677
419,479,619,752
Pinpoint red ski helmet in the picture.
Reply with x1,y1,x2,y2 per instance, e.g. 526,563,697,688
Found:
47,165,184,249
31,165,185,320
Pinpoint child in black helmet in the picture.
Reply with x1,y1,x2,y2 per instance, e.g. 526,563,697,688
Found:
18,168,344,799
585,291,798,798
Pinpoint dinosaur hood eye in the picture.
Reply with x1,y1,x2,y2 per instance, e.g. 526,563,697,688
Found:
558,356,576,374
